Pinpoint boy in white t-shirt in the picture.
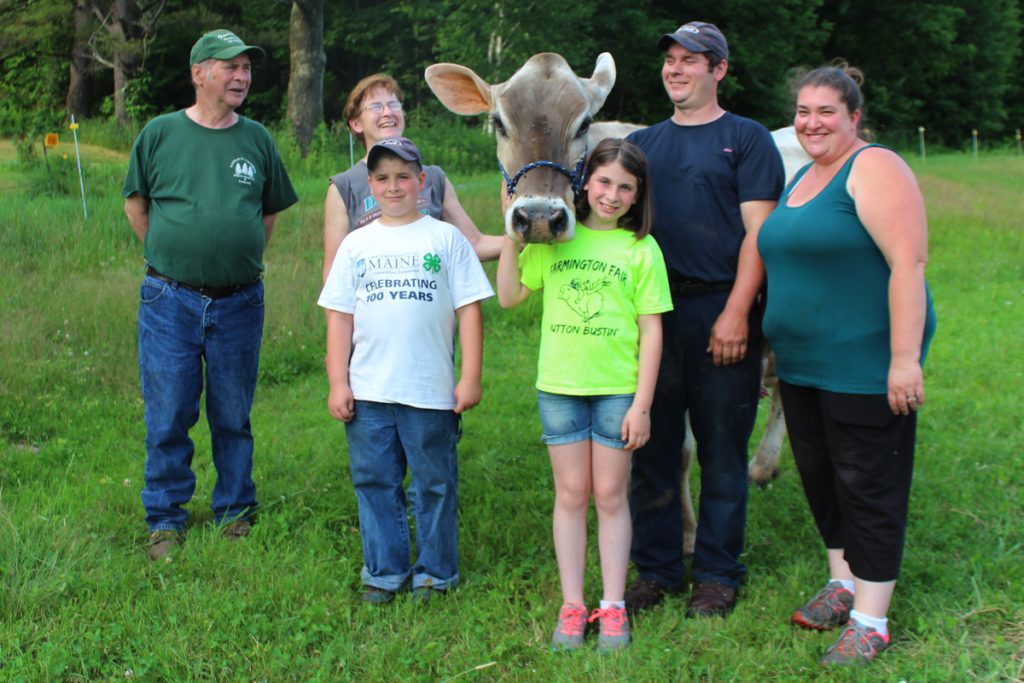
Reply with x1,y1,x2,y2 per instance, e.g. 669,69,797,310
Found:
319,137,494,604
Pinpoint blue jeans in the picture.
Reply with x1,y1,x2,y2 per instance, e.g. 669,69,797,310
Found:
536,391,634,449
138,274,264,531
630,291,763,588
345,401,461,591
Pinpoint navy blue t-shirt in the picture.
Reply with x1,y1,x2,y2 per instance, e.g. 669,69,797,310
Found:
627,113,784,282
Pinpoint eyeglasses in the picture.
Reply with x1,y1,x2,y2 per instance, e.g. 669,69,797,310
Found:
361,100,403,114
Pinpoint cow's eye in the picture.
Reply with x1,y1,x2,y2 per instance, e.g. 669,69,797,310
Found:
491,115,506,137
576,119,591,139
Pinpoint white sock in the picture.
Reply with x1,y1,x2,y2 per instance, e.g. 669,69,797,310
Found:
831,578,856,593
850,609,889,638
600,600,625,610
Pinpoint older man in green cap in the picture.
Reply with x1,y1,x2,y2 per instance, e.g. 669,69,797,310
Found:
123,29,298,561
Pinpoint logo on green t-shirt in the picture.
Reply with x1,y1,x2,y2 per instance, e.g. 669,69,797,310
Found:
558,277,611,323
230,157,257,185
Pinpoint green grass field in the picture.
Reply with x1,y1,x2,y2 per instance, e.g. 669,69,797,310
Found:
0,139,1021,682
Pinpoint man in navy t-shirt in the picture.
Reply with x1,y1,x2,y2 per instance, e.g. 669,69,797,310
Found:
625,21,784,617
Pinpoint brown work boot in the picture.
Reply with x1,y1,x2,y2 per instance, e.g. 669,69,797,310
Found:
624,579,671,614
147,530,181,561
687,581,738,617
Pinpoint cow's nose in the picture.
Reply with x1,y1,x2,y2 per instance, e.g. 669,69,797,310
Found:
511,204,570,242
512,207,532,237
549,208,567,238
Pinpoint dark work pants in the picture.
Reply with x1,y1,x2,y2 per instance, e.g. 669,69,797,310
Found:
778,381,916,582
630,291,763,589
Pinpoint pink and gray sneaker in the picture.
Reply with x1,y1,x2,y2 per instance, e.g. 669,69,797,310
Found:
588,606,631,652
551,603,587,651
792,581,854,631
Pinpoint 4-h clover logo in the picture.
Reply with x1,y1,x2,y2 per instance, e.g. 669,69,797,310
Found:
423,253,442,273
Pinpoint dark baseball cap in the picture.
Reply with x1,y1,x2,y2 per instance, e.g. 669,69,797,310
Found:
190,30,265,65
657,21,729,61
367,136,423,168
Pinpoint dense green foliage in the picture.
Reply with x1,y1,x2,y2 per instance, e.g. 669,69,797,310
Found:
0,137,1022,680
2,0,1022,150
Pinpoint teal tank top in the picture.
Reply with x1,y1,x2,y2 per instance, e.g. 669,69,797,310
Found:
757,145,937,393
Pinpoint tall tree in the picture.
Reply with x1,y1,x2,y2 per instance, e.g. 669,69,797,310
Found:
67,0,95,120
87,0,166,125
286,0,325,156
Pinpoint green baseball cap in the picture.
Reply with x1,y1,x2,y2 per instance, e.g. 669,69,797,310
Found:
189,29,264,65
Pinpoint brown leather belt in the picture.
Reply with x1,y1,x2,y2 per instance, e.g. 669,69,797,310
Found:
146,266,256,299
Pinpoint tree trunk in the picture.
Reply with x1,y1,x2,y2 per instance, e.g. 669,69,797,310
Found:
67,0,93,120
112,0,144,125
286,0,325,157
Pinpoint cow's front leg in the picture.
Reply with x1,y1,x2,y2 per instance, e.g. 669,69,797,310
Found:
749,352,785,486
681,412,697,556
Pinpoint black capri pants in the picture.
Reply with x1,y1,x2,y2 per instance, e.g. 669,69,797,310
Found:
779,381,917,582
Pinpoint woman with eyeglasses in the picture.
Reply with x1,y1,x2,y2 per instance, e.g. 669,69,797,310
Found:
323,73,502,281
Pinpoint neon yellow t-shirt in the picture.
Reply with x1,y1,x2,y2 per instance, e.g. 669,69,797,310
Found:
520,225,672,395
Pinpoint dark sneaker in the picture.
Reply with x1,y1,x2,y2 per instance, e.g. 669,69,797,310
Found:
624,579,670,614
792,581,854,631
687,581,737,617
551,603,587,651
820,621,889,666
362,585,398,605
222,519,253,540
412,585,448,604
147,530,181,561
588,606,631,652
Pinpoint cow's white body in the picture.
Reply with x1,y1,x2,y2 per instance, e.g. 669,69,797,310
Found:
426,53,810,554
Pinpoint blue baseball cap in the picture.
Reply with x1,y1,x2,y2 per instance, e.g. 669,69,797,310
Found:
367,136,423,168
658,21,729,61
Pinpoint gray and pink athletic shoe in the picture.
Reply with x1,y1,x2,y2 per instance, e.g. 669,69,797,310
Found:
792,581,854,631
551,603,587,651
588,606,631,652
820,620,890,666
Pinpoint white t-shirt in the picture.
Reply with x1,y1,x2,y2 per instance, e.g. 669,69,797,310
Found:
318,215,494,409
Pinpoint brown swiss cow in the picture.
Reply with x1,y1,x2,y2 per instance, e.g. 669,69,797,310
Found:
427,53,809,554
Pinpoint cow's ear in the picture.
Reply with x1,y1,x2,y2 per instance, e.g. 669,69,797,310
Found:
425,63,493,116
583,52,616,114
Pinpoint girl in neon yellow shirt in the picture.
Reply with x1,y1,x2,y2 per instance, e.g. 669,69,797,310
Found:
497,139,672,652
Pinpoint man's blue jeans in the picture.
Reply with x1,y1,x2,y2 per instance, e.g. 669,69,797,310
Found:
630,290,763,588
138,275,264,532
344,401,461,592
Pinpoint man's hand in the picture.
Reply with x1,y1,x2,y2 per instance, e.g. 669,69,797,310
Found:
708,309,749,366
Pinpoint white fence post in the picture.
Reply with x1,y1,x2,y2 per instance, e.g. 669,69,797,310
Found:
70,115,88,220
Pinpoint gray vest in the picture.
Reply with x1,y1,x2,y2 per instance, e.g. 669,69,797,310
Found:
329,161,447,230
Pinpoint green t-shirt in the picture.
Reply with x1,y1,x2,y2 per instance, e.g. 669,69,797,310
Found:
520,225,673,395
123,111,298,286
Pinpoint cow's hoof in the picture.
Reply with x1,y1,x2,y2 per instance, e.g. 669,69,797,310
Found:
748,466,780,488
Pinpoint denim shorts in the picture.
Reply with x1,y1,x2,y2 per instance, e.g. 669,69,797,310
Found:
536,390,634,449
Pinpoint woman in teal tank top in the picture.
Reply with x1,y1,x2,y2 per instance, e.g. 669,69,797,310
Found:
757,62,936,667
